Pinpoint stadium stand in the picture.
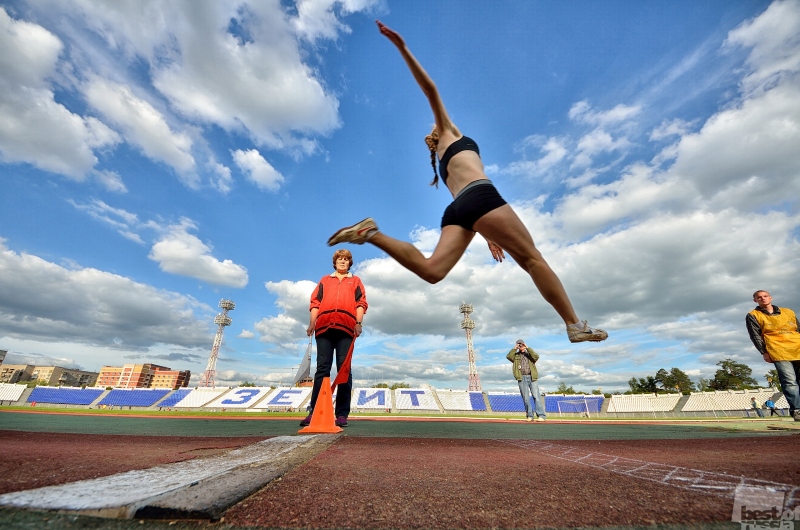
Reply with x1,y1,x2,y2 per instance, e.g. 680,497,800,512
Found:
352,388,391,410
98,388,171,408
173,388,229,408
251,387,311,411
681,389,783,416
435,390,487,411
27,387,104,405
0,383,27,403
774,394,789,411
394,388,441,411
205,387,273,409
486,392,525,412
154,388,192,408
607,394,682,415
546,394,604,415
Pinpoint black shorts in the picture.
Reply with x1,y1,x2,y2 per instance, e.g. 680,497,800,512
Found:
441,180,507,230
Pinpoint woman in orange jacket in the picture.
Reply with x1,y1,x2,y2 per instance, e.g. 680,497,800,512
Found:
301,249,368,427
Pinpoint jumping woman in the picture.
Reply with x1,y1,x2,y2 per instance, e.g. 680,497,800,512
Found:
328,21,607,344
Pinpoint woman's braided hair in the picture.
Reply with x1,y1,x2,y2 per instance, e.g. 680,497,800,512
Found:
424,127,440,188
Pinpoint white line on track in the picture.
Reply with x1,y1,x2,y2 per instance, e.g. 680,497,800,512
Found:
497,439,799,510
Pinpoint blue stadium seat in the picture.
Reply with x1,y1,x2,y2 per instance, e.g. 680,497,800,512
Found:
97,389,171,407
27,387,104,405
487,393,525,412
156,388,192,407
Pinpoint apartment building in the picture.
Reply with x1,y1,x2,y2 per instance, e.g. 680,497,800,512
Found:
96,363,191,389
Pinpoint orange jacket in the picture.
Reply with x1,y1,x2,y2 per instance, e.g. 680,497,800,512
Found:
310,273,368,336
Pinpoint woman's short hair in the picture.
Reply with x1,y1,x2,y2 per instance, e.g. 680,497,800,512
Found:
332,249,353,271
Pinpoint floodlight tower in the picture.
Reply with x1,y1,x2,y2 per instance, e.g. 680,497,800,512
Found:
198,299,235,388
459,302,482,391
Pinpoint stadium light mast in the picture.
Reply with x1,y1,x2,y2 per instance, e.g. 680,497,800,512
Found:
198,299,235,388
459,302,482,391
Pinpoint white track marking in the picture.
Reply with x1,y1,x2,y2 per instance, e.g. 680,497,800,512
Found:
498,439,799,510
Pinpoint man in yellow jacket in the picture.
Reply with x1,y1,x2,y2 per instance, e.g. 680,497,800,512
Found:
746,290,800,421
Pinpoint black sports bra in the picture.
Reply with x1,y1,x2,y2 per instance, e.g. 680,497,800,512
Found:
438,136,480,185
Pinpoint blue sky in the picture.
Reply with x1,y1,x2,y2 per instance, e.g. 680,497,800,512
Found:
1,0,799,393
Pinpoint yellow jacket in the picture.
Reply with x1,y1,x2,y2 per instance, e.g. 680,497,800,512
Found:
746,306,800,362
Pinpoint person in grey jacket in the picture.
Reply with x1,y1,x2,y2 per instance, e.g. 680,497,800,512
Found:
506,339,546,421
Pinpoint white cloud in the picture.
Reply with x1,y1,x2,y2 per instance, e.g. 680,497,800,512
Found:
649,118,696,141
92,169,127,193
568,100,641,126
664,83,800,203
70,199,149,244
148,218,249,287
71,203,249,289
254,314,306,346
231,149,285,192
83,77,197,181
0,7,119,179
571,128,631,169
0,240,212,349
238,329,254,339
4,0,377,186
210,161,233,195
504,135,567,178
36,0,359,150
724,0,800,96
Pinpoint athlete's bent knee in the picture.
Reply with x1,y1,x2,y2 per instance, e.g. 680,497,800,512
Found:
421,270,446,284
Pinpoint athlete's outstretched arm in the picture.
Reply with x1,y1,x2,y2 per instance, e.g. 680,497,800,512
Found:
376,20,457,136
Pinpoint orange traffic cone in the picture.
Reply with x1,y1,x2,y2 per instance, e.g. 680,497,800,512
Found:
298,376,342,434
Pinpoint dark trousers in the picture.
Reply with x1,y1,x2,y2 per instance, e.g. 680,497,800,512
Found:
309,328,353,418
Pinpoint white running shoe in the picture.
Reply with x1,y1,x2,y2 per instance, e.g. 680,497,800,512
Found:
327,218,378,246
567,321,608,343
535,417,546,422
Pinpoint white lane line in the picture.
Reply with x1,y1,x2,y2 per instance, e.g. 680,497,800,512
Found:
498,439,799,510
0,435,318,512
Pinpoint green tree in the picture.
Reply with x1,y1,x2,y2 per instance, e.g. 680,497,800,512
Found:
697,378,712,391
239,381,256,387
765,369,780,390
556,382,576,395
372,383,389,388
654,367,696,393
709,358,759,390
389,382,410,390
627,375,658,394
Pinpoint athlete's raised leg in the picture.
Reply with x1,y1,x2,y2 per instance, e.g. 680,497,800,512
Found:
474,205,577,322
369,226,475,284
473,205,607,342
327,217,475,284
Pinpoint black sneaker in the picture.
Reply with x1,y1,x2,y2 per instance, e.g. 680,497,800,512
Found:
335,416,348,427
299,414,312,427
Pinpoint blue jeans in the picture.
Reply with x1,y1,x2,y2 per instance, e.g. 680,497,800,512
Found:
518,375,545,419
773,360,800,415
309,329,353,418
